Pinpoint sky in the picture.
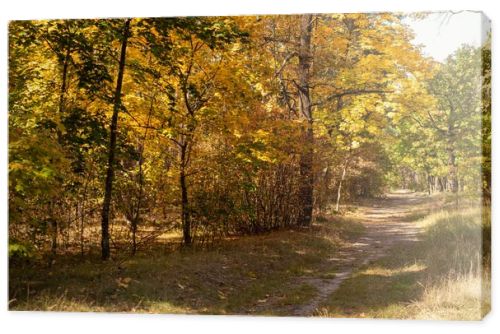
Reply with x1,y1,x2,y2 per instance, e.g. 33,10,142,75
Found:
404,11,490,62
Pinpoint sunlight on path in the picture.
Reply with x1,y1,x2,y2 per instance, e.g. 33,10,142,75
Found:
292,192,427,316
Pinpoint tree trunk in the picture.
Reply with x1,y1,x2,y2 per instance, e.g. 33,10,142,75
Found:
50,220,57,256
447,147,459,193
335,160,349,212
100,19,131,261
79,177,89,257
131,221,137,255
58,48,70,118
319,163,331,213
180,144,192,246
79,201,85,257
131,98,153,255
131,141,145,255
426,172,432,195
446,104,459,193
131,148,144,256
48,46,71,259
297,14,314,227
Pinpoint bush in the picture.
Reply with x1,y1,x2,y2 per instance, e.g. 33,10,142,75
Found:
9,241,34,263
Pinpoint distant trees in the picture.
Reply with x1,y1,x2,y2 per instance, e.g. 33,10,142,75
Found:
428,46,482,193
8,14,489,261
390,45,485,198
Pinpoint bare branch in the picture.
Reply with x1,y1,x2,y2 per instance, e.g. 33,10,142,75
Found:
314,89,393,107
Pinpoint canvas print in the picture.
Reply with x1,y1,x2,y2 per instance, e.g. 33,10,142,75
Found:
8,11,491,319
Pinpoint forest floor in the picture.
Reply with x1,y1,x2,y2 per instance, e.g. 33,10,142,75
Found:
10,191,488,319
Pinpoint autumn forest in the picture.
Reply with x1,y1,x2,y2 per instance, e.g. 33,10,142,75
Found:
8,13,491,318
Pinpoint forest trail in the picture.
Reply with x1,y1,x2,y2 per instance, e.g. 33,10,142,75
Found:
290,191,429,316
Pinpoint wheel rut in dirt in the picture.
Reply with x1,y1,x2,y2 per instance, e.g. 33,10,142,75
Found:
290,191,427,316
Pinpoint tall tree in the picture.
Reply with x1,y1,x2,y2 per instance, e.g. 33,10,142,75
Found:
297,14,315,226
101,18,132,260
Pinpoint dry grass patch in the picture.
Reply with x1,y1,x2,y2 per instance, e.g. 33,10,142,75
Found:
361,263,426,277
319,205,490,320
406,271,490,320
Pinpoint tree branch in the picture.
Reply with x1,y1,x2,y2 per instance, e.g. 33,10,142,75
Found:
314,89,393,107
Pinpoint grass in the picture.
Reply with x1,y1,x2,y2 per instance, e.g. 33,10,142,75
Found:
9,215,364,315
317,205,491,320
12,194,489,319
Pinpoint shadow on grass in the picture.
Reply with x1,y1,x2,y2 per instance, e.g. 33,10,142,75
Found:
317,242,427,318
318,206,489,320
9,216,363,315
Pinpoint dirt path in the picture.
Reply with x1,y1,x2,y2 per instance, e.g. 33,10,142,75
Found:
291,191,429,316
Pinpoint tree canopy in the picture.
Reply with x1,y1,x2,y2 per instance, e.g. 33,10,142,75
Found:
8,14,490,260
